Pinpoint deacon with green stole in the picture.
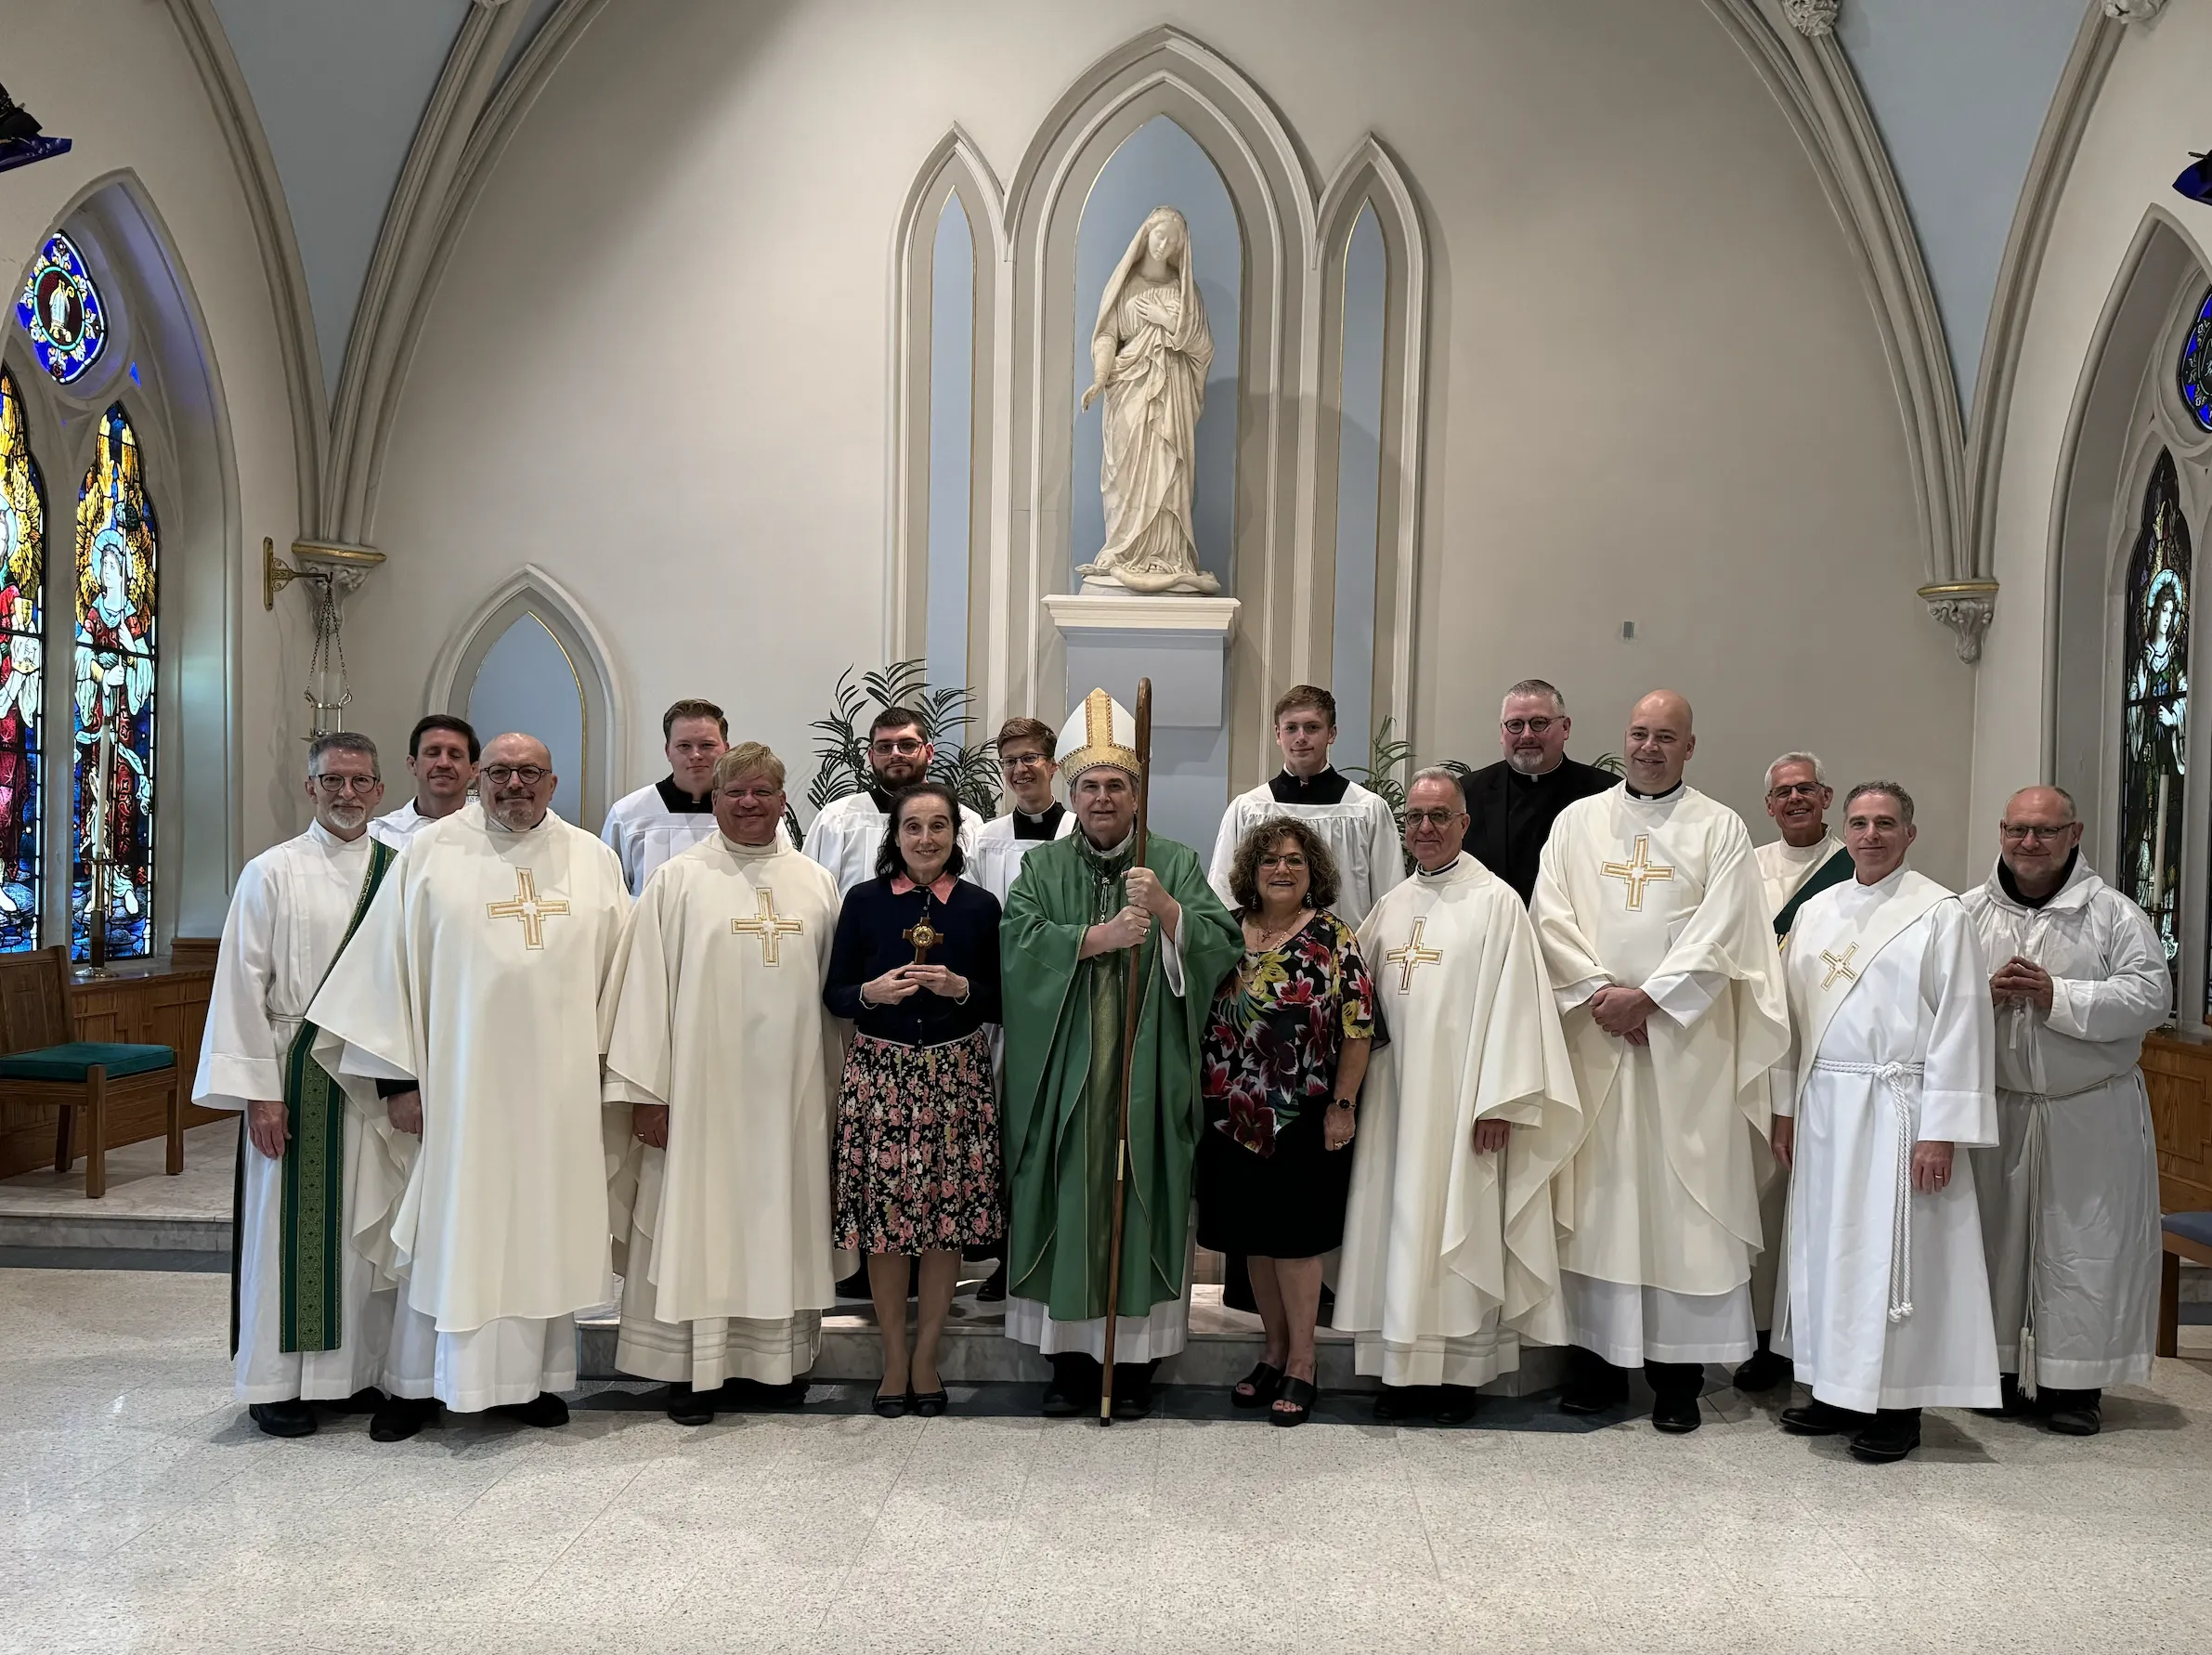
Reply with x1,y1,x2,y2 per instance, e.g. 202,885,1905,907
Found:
1000,689,1242,1419
195,733,397,1439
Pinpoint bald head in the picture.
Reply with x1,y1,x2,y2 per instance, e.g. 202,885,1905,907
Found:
2004,785,2075,826
1997,784,2081,898
482,732,556,831
1623,690,1696,795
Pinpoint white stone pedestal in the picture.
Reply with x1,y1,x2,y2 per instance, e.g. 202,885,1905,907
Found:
1042,588,1240,855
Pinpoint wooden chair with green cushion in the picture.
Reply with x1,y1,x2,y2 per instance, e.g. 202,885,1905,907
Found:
0,945,179,1199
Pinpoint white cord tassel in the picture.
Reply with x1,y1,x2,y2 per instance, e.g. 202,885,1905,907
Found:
2017,1096,2049,1399
1813,1058,1925,1323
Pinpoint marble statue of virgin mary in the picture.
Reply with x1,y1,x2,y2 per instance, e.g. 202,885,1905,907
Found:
1078,206,1219,594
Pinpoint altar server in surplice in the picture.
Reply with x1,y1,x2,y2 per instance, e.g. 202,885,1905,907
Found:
308,732,631,1441
1771,782,2000,1463
803,706,979,897
1532,690,1789,1432
198,733,397,1438
603,742,843,1425
971,716,1074,906
1335,769,1581,1425
600,697,731,894
1208,684,1402,927
1961,785,2166,1437
369,715,477,850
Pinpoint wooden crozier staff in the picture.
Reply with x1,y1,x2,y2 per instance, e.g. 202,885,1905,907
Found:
1099,677,1153,1426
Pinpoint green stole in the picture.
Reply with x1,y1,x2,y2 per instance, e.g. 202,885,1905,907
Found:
1772,843,1854,945
229,839,397,1358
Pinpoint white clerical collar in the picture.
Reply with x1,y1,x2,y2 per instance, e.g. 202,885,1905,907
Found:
1414,853,1464,880
1016,804,1059,823
718,830,782,859
1624,780,1685,802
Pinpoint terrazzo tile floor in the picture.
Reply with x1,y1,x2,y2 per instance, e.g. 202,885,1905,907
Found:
6,1265,2211,1654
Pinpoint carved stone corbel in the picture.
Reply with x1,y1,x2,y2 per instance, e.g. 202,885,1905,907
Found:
2103,0,2169,22
1781,0,1841,36
1918,580,1999,665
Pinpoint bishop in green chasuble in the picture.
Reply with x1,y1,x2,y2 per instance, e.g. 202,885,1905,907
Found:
999,691,1242,1395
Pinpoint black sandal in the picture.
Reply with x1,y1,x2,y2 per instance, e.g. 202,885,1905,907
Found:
910,1388,948,1418
1270,1375,1317,1428
1230,1362,1285,1411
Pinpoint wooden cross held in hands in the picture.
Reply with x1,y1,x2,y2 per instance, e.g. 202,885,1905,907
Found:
903,913,943,964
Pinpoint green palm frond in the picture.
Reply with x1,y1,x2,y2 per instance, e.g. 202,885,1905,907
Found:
802,659,1003,827
1347,717,1415,820
1592,751,1627,775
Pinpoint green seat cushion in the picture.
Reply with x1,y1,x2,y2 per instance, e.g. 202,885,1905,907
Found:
0,1041,175,1082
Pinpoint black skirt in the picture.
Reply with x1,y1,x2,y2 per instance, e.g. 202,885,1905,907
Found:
1194,1104,1352,1259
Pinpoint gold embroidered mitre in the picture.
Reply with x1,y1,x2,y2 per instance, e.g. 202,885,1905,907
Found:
1057,688,1139,784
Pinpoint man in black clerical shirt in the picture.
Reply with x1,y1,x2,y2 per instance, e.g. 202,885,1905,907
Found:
1457,678,1616,904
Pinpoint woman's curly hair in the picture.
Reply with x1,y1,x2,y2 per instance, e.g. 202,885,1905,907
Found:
1226,815,1340,914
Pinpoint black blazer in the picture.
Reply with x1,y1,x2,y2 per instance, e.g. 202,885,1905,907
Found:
1458,755,1618,905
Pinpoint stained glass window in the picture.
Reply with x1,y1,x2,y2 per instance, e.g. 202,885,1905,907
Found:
15,232,108,386
72,405,156,961
0,370,45,950
2117,450,2188,993
2183,288,2212,435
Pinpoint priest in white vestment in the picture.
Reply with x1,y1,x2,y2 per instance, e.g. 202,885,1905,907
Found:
970,715,1075,906
603,742,845,1424
1962,786,2166,1436
1208,684,1402,927
1531,691,1789,1432
308,733,631,1440
368,714,477,849
1737,749,1854,1394
1335,770,1581,1419
802,706,978,896
197,734,396,1437
1772,781,2000,1463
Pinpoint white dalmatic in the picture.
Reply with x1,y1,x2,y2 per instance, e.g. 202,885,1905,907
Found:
1334,854,1581,1386
970,806,1075,906
1960,856,2166,1391
602,833,847,1387
307,804,631,1411
1776,868,2000,1413
1532,785,1789,1364
1208,777,1404,926
802,789,980,899
195,822,392,1403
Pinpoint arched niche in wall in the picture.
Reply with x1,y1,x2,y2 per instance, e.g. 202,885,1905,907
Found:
2049,206,2212,1021
426,567,622,830
3,171,241,952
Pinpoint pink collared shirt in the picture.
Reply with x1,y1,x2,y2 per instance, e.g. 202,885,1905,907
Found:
889,871,957,901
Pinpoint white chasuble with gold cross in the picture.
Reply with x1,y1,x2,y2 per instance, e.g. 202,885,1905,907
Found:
1530,785,1789,1360
308,803,631,1337
1771,867,2000,1413
1335,854,1583,1385
600,834,847,1387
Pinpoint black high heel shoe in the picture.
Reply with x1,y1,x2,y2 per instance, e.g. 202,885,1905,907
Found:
1230,1362,1284,1411
1270,1375,1318,1428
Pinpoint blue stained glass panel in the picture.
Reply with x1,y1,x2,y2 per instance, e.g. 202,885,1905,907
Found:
72,406,156,961
15,232,108,387
0,370,45,950
2183,289,2212,434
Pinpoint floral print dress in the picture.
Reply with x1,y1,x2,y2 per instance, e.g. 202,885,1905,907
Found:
1201,912,1376,1156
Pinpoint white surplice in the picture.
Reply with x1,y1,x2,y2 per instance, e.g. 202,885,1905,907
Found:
306,803,631,1410
1334,854,1582,1385
1774,867,2001,1413
602,834,846,1387
1960,856,2166,1391
367,799,443,851
194,822,393,1403
1531,784,1789,1364
802,789,981,899
970,807,1075,906
1207,776,1404,926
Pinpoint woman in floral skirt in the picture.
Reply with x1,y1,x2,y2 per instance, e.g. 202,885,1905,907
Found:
826,782,1002,1417
1196,817,1375,1426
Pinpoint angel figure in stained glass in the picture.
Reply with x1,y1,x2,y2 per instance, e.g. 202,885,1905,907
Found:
74,531,151,923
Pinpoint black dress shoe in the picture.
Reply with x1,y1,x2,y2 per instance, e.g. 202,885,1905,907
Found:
1041,1353,1098,1418
1847,1407,1921,1463
249,1399,317,1439
495,1393,569,1428
975,1259,1008,1303
1110,1361,1156,1420
1780,1397,1871,1437
667,1384,716,1427
1557,1349,1630,1415
369,1396,438,1442
833,1268,871,1301
1732,1337,1790,1393
1651,1392,1702,1434
1434,1386,1485,1426
2041,1388,2101,1437
1374,1384,1437,1422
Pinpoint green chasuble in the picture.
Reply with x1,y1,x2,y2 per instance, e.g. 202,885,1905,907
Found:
1000,830,1243,1323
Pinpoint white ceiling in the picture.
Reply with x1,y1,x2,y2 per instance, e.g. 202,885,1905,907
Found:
202,0,2095,411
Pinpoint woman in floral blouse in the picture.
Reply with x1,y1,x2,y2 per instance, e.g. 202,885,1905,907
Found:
1196,817,1375,1426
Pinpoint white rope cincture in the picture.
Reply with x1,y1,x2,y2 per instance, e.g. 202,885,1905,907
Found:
1812,1058,1926,1322
2016,1093,2049,1400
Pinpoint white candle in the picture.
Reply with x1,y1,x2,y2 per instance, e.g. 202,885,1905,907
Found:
90,684,112,882
2152,771,2172,922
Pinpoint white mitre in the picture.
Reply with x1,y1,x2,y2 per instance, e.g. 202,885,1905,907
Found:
1058,688,1139,784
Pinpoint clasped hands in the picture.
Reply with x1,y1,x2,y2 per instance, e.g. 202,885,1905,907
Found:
860,962,969,1008
1084,867,1180,958
1587,984,1656,1047
1989,955,2054,1012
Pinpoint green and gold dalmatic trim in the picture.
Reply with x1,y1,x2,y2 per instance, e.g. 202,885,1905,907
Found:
248,840,396,1355
1772,844,1855,946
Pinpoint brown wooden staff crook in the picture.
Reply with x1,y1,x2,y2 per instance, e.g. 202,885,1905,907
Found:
1099,676,1153,1426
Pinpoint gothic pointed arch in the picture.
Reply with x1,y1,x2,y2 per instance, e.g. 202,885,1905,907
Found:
426,566,624,831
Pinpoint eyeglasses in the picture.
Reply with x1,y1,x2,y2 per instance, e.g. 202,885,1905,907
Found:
1404,809,1463,829
482,764,549,787
1999,824,2075,843
310,774,380,796
1501,718,1555,736
999,751,1049,772
1257,854,1308,869
871,738,926,757
1767,783,1825,801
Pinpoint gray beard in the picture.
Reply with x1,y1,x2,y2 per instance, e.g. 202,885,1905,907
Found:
1505,749,1556,775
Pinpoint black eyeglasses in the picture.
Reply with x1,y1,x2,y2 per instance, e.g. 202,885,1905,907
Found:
482,764,549,786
